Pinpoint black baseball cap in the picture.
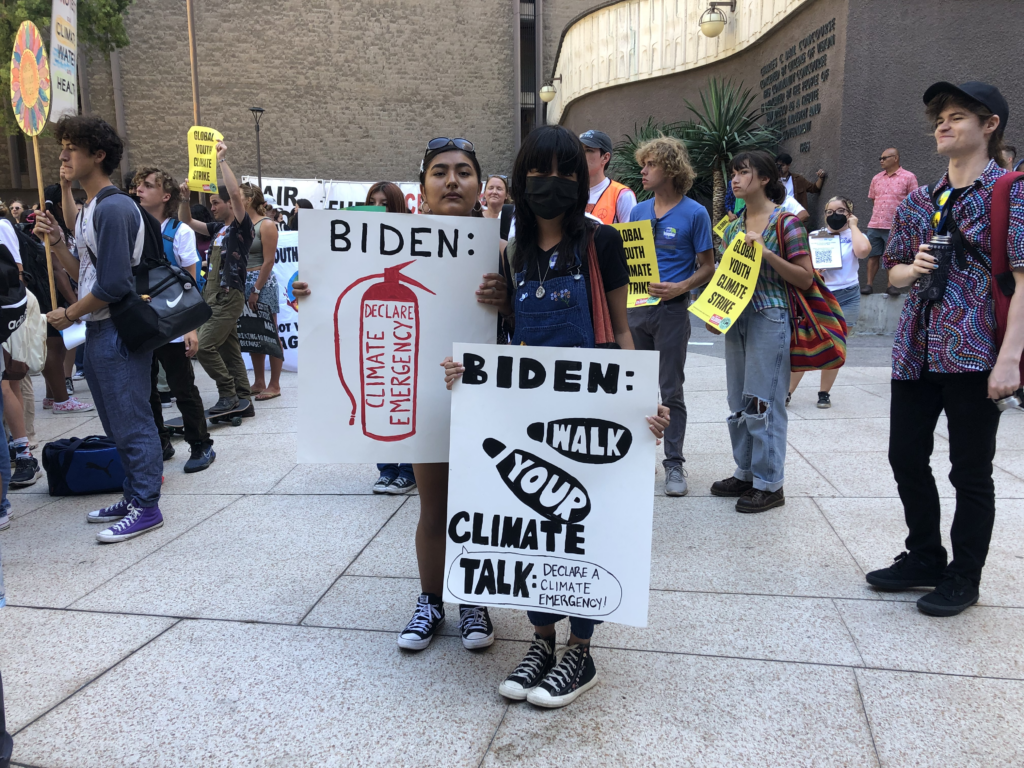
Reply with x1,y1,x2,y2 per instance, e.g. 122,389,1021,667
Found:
579,130,613,155
923,81,1009,131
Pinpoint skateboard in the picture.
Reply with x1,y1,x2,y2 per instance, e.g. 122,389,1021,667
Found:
166,400,254,434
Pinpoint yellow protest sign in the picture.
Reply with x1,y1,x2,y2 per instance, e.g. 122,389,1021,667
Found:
187,125,224,193
712,215,730,238
613,219,660,308
687,232,761,333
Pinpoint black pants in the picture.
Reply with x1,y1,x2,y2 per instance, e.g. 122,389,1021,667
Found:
889,371,1002,585
149,342,212,450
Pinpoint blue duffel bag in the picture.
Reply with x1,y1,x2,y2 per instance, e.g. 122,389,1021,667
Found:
41,436,126,496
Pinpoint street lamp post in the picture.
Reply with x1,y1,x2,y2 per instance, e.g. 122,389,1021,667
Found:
249,106,265,188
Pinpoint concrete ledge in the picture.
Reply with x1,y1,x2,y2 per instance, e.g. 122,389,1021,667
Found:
855,294,905,336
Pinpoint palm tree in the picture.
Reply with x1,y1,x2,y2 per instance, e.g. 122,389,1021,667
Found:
682,78,780,223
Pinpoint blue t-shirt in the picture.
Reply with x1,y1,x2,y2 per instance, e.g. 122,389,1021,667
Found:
629,197,713,284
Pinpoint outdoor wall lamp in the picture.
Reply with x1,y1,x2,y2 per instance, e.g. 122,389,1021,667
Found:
539,75,562,104
699,0,737,38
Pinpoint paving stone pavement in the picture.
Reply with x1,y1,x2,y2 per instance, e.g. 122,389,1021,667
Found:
2,357,1022,768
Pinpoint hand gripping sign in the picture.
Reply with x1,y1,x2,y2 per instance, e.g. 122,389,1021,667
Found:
688,232,762,333
612,220,660,308
444,343,659,627
297,210,496,463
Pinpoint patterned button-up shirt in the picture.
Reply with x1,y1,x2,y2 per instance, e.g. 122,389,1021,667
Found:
718,207,810,313
882,160,1024,380
867,167,919,229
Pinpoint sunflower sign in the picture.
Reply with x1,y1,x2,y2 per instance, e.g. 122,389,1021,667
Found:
10,21,51,135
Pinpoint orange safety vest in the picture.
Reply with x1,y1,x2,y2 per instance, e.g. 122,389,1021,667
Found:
587,180,631,225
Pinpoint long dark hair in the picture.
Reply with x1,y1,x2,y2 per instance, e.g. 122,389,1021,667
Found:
729,150,786,205
365,181,409,213
509,125,593,271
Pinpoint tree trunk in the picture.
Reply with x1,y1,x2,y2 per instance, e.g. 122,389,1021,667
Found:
712,166,726,225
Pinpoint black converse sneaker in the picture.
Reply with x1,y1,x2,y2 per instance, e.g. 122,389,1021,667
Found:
526,643,598,708
397,594,444,650
499,634,556,700
457,604,494,649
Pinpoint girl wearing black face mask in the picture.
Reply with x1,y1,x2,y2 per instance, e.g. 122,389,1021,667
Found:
443,125,669,709
789,195,871,407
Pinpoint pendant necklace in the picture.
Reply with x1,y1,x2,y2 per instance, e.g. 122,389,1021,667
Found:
536,250,557,298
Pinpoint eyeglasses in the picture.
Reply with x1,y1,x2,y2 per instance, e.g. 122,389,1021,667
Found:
826,208,850,215
426,137,475,153
879,155,897,161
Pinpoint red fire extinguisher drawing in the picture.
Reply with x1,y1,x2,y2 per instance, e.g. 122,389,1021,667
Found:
334,260,436,441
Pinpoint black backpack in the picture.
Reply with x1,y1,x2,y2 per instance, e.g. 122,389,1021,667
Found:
0,242,26,345
12,225,53,313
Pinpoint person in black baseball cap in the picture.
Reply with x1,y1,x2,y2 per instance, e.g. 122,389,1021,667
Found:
578,129,637,225
922,80,1010,165
865,79,1024,618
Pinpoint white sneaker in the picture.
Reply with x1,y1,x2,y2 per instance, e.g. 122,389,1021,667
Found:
53,396,95,413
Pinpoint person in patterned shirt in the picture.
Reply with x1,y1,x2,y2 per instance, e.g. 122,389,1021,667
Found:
866,81,1024,618
710,150,814,514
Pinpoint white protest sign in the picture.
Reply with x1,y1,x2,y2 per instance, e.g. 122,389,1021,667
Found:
298,210,497,463
809,231,843,270
243,231,299,373
243,177,423,214
444,343,660,627
49,0,77,121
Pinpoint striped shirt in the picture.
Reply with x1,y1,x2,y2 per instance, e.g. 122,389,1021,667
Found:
882,160,1024,379
867,167,919,229
718,207,810,312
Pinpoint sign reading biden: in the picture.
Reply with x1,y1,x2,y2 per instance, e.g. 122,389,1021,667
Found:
444,343,660,627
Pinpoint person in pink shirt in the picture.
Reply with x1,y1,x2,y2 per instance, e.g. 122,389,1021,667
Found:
863,148,919,295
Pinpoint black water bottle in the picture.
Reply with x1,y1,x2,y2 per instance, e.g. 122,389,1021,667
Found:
917,233,955,303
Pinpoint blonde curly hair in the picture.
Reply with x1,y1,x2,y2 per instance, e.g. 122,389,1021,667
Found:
634,136,696,196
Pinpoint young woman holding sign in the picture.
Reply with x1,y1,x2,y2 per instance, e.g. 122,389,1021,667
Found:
291,138,510,653
789,195,870,408
711,150,813,514
443,125,669,709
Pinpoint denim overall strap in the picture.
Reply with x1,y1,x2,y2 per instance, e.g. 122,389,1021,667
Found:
510,252,595,349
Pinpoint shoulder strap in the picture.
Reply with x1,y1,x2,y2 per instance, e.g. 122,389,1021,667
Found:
586,227,615,346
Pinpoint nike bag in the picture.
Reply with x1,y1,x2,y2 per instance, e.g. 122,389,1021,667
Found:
41,436,126,496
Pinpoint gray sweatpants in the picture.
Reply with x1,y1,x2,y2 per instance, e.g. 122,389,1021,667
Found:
627,300,690,468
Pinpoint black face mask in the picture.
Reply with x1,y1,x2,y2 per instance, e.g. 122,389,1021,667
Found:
826,212,848,231
524,176,578,220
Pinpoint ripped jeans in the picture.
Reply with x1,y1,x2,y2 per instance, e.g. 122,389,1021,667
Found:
724,306,791,492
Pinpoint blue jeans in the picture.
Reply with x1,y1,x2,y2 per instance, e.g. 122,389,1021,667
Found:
526,611,599,640
377,463,413,482
725,306,792,492
0,383,9,518
830,284,861,330
85,319,162,507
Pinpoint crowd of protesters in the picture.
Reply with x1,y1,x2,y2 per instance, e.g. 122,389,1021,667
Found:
0,77,1020,713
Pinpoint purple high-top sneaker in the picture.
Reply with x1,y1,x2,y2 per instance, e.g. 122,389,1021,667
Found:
87,496,134,524
96,500,163,543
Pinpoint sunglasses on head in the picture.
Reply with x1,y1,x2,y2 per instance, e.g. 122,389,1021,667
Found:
426,137,475,153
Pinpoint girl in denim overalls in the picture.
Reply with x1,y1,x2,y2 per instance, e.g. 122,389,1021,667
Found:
444,126,669,708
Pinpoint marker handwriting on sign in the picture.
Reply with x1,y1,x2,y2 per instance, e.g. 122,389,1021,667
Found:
483,438,591,523
330,218,470,258
462,354,631,393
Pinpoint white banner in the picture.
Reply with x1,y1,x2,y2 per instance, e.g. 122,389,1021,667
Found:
444,343,660,627
49,0,77,121
298,210,497,463
244,231,299,373
243,177,423,214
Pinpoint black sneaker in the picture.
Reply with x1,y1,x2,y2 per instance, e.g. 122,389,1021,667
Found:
457,605,494,649
384,475,417,495
8,443,14,469
817,391,831,409
65,377,74,395
10,456,41,488
710,476,754,497
865,552,946,591
499,634,556,700
184,445,216,473
785,393,792,407
162,440,176,461
735,487,785,513
372,472,395,494
209,395,239,414
917,574,979,617
397,594,444,651
527,643,598,708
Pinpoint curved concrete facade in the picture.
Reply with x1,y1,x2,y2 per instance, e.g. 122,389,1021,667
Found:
551,0,1024,254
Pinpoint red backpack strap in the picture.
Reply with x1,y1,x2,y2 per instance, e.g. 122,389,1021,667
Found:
991,172,1024,347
